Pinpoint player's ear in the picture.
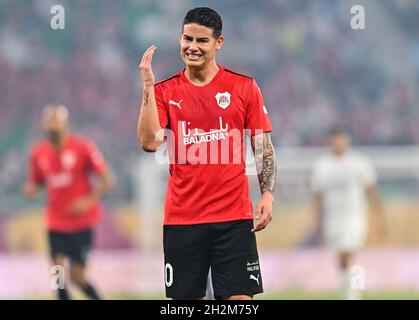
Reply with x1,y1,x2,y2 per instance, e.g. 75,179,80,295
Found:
215,35,224,50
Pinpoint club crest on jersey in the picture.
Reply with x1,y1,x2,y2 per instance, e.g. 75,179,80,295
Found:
215,92,231,109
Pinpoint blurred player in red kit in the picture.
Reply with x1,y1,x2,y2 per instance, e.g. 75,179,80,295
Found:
23,104,114,300
137,7,277,300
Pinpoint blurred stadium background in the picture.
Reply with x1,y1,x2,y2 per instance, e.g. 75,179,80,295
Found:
1,0,419,299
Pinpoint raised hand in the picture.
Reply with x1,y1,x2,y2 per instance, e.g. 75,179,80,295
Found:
139,45,157,87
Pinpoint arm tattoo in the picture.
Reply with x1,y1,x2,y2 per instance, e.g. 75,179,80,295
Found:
143,91,149,108
251,133,277,195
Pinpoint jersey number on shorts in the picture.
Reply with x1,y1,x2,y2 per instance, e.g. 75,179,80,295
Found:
165,263,173,287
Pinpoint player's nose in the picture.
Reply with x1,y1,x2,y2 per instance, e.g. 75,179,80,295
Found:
188,40,199,51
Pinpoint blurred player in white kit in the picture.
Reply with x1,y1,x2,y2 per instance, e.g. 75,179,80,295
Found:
310,127,386,300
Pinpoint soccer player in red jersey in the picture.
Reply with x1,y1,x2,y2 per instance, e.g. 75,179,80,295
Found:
137,7,277,300
23,104,114,300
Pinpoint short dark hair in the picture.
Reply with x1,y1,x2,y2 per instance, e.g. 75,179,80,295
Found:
183,7,222,39
329,126,349,137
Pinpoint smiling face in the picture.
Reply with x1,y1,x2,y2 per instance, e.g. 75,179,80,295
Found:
180,23,224,69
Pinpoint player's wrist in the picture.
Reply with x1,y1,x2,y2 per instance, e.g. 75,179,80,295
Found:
262,191,274,202
143,81,155,89
89,190,101,202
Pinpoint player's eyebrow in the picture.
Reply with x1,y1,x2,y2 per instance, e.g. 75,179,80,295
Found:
182,34,210,42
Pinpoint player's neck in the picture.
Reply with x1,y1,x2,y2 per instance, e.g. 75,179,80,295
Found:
333,151,347,158
184,61,219,86
50,132,69,150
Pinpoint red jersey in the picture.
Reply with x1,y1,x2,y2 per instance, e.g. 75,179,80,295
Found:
155,65,272,225
28,134,108,232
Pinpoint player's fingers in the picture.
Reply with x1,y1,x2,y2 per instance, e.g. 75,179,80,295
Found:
252,204,265,231
140,45,155,67
251,217,260,232
142,45,155,59
140,53,152,71
252,215,268,232
252,223,265,233
259,213,270,228
143,45,155,62
145,46,157,66
149,46,157,61
265,213,273,226
252,210,272,232
140,46,153,65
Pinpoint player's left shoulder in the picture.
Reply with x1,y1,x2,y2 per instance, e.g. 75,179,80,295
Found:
348,151,368,161
348,151,374,167
223,66,255,85
223,67,265,100
70,134,89,145
70,134,99,151
224,66,254,80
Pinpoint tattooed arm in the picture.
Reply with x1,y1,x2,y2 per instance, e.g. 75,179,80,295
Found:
137,45,164,152
250,133,277,232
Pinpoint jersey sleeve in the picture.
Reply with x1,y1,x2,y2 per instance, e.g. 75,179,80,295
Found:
155,84,169,129
360,157,377,187
245,79,273,136
84,140,108,175
28,149,44,185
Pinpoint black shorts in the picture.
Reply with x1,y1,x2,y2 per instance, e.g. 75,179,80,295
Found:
48,229,93,265
163,219,263,299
